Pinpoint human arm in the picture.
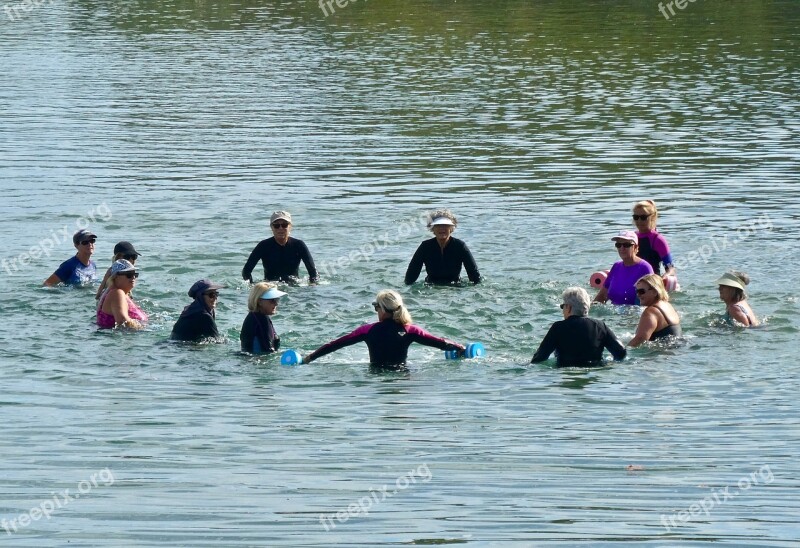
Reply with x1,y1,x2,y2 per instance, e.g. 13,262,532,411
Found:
240,314,255,352
627,308,658,348
406,325,465,353
652,235,677,278
602,323,628,359
461,242,481,284
593,286,609,304
196,313,220,340
530,324,558,363
95,268,112,299
404,243,426,285
43,273,62,287
298,240,319,284
107,289,143,330
303,324,370,364
242,242,264,282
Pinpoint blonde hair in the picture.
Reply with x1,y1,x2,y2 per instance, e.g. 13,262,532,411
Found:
632,200,658,230
637,274,669,302
97,253,137,295
375,289,412,325
248,281,277,312
426,209,458,233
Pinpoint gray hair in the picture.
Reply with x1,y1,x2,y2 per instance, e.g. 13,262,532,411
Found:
562,287,590,317
426,209,458,231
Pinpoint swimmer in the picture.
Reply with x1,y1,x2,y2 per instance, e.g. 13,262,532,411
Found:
594,231,654,305
240,282,286,354
303,289,466,369
628,274,681,347
96,241,142,300
171,279,225,342
404,209,481,285
242,210,318,284
43,229,98,286
96,260,148,330
531,287,627,366
716,271,759,327
632,200,677,280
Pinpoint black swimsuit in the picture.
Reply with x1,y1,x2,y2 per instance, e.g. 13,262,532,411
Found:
649,304,681,340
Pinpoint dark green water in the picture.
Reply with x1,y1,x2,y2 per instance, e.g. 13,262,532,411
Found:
1,0,798,545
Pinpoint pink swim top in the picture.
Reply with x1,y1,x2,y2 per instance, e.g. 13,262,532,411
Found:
97,290,149,329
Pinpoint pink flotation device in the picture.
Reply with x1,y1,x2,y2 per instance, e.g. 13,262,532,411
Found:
590,270,610,288
663,274,680,292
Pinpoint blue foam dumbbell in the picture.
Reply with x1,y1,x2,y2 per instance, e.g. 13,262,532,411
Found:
281,349,303,366
445,342,485,360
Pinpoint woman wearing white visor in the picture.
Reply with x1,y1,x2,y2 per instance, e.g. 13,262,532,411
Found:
240,282,287,354
404,209,481,285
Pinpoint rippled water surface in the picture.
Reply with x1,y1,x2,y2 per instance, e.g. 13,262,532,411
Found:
1,0,799,545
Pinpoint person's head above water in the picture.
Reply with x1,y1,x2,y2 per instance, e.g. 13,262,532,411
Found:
188,279,224,299
561,287,591,317
113,241,141,262
636,274,669,303
426,209,458,233
247,281,286,313
632,199,659,232
715,271,750,303
373,289,412,326
269,210,292,243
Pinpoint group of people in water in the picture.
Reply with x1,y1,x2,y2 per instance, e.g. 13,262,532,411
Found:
43,202,759,369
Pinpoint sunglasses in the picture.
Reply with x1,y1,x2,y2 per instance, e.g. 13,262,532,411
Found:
272,222,290,229
372,301,380,311
80,239,96,245
122,254,138,262
615,242,634,249
559,303,567,309
122,272,139,279
632,214,650,221
635,287,652,295
205,291,219,299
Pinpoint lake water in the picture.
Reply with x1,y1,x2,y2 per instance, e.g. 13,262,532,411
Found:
1,0,799,545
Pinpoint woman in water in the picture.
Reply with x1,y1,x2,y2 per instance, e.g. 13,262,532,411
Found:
632,200,676,279
716,271,759,326
96,241,142,300
171,279,225,342
628,274,681,347
96,259,148,329
303,289,466,369
242,210,318,284
43,229,97,286
594,231,654,305
531,287,627,367
240,282,286,354
405,209,481,285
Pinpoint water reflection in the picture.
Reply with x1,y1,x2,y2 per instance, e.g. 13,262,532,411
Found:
557,369,604,390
